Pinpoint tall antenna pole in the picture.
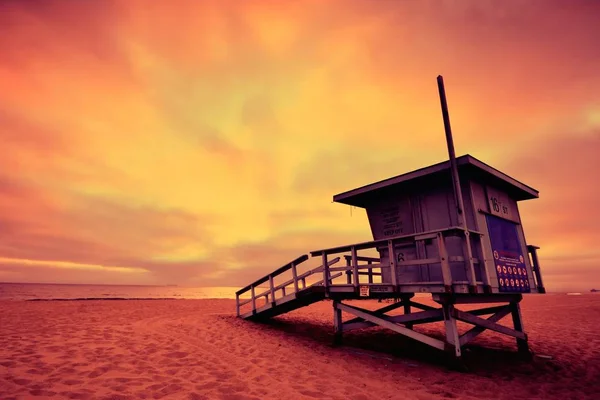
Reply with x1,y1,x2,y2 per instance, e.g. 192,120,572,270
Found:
437,75,478,294
437,75,465,221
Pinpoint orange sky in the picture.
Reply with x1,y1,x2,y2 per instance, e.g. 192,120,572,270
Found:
1,0,599,292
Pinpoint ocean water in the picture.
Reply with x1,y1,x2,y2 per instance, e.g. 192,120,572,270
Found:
0,283,246,301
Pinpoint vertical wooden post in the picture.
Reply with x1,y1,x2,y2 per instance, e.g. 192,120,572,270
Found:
282,286,286,296
322,254,330,293
351,247,359,288
461,231,479,294
442,301,461,358
269,275,275,306
527,245,546,293
387,240,398,287
437,75,478,294
368,260,374,283
510,300,530,356
236,293,240,317
469,184,493,293
437,233,453,293
333,301,343,346
302,278,306,289
403,298,413,330
291,262,299,293
346,257,352,284
250,285,256,313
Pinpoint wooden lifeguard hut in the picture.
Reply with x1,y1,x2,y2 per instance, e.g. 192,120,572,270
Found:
236,76,545,362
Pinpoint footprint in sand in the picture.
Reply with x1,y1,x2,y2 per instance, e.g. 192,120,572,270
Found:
12,378,32,386
87,365,111,378
194,381,219,391
63,379,84,386
164,351,188,359
0,360,17,368
59,391,92,400
29,389,57,397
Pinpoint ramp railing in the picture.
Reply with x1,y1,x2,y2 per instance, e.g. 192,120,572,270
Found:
235,255,342,316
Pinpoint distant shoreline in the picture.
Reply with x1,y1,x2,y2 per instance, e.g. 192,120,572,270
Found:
24,297,235,302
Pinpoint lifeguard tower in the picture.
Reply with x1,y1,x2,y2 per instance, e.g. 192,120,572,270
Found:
236,76,545,362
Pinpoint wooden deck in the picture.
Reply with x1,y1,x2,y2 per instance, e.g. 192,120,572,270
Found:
235,227,542,362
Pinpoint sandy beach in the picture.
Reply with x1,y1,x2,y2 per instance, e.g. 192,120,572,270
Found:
0,294,598,400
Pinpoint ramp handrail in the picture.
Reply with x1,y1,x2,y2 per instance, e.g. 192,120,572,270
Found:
238,257,342,306
236,254,309,297
235,255,343,316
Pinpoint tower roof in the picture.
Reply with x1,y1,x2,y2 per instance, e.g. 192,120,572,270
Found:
333,154,538,208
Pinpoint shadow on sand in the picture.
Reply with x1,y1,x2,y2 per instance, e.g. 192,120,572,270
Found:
231,315,565,376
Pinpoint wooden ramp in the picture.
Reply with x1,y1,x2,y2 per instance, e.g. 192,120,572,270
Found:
240,287,325,320
236,254,344,321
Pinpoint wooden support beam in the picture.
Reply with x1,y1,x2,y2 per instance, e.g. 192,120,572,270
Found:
333,301,343,346
344,300,406,325
510,301,530,355
468,305,509,316
459,305,512,346
335,302,446,351
343,309,444,332
404,300,413,330
442,303,462,357
454,309,526,340
408,301,438,311
235,293,240,317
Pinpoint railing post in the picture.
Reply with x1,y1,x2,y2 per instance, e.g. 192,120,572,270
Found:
437,233,453,293
236,293,240,317
368,260,373,284
291,263,299,293
346,257,352,284
387,240,398,287
282,286,286,296
527,245,545,293
269,275,275,305
251,285,256,312
461,230,479,294
351,246,359,288
322,253,330,291
302,278,306,289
